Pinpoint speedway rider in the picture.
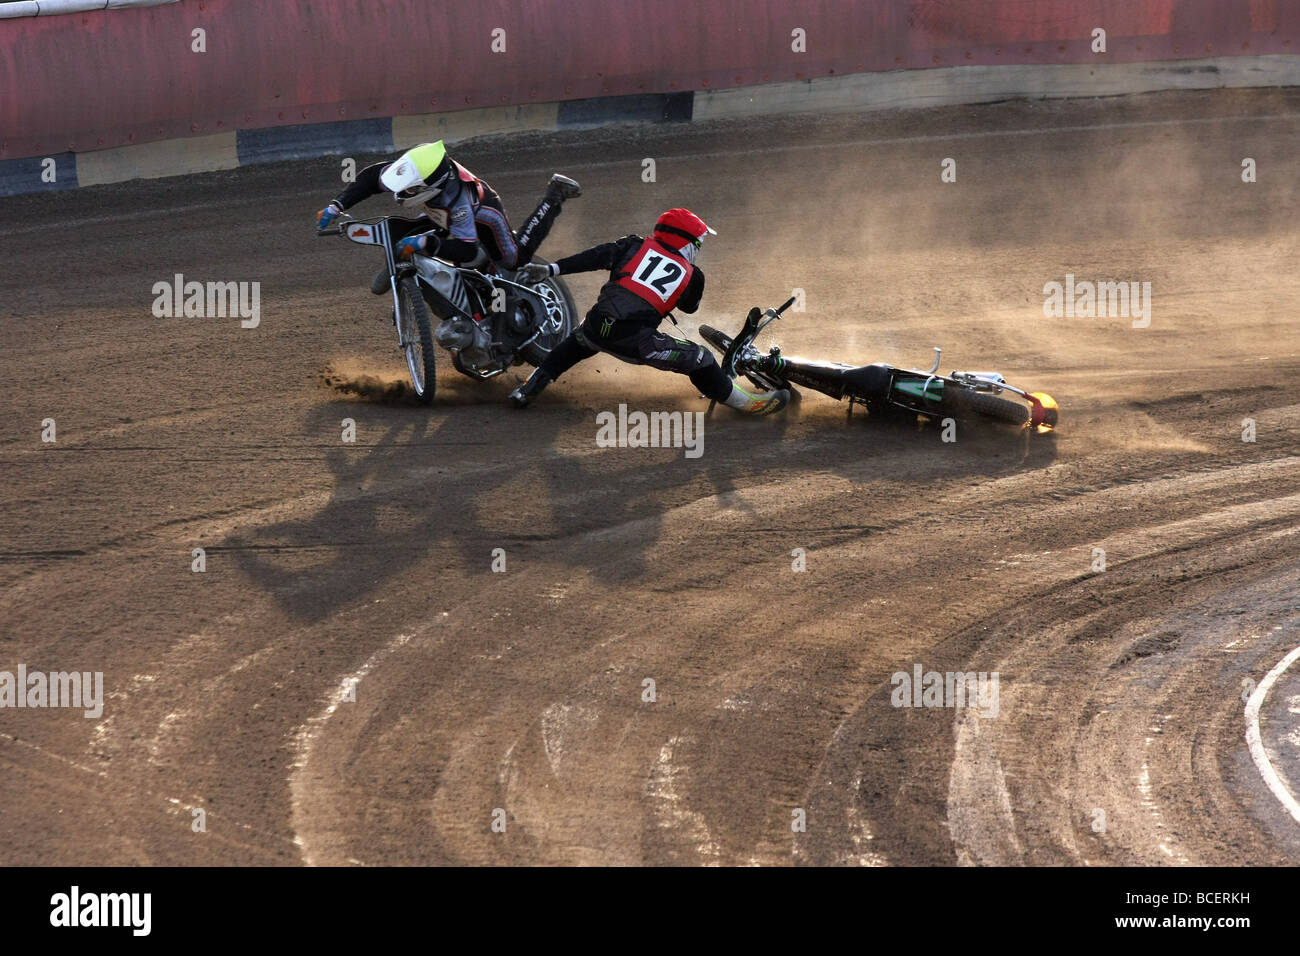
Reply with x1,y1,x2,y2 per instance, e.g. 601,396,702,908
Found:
315,139,581,290
509,208,790,415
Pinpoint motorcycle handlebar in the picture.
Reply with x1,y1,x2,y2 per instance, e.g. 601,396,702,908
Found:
774,296,797,315
316,212,355,237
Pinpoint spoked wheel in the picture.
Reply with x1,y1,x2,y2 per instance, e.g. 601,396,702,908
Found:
520,258,578,366
698,324,733,354
395,276,435,405
943,387,1030,425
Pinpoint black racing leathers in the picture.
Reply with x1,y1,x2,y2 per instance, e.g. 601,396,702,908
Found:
552,235,705,320
536,235,732,402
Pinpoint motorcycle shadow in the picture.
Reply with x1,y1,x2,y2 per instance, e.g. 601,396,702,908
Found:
217,390,579,623
835,403,1059,459
219,383,1059,624
691,395,1060,515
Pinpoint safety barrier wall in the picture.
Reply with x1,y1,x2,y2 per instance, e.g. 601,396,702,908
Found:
1,0,1298,185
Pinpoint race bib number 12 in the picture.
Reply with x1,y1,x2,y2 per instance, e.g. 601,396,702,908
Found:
628,252,687,303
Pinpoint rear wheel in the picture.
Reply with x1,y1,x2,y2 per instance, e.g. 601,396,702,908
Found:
395,277,436,404
944,387,1030,425
521,257,578,366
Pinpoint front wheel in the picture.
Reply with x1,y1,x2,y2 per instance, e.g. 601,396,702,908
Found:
698,324,733,354
395,277,436,404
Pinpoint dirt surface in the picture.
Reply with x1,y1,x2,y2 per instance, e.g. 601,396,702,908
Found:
1,89,1298,866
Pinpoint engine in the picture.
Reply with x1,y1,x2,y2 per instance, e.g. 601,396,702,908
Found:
434,315,494,368
416,256,542,374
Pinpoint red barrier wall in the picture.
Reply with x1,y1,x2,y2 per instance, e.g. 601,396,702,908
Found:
2,0,1297,159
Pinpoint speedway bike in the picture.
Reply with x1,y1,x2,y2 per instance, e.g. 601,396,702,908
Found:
317,213,577,404
700,299,1059,429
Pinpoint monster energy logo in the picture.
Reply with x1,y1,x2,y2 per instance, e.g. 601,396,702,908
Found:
600,317,615,338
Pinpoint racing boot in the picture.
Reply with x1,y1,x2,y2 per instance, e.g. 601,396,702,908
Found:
515,177,580,267
544,174,582,203
721,381,791,415
370,267,391,295
509,368,553,408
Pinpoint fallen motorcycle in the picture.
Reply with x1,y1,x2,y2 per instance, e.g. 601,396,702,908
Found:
317,213,577,404
699,299,1059,429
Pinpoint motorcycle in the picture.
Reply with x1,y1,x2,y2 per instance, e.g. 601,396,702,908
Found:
317,213,578,404
700,298,1059,430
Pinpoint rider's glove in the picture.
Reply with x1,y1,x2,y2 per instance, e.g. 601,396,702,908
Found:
517,262,557,285
316,202,343,230
396,233,439,261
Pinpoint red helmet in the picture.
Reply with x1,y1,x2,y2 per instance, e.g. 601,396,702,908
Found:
653,208,717,251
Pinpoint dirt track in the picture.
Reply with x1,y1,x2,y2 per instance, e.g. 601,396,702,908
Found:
1,89,1298,865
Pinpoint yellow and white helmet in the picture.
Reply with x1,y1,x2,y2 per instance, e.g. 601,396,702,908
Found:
380,141,456,208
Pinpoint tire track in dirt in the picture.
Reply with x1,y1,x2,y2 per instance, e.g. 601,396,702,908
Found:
2,90,1298,864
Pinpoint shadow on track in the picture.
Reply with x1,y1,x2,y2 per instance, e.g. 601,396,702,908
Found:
221,377,1058,623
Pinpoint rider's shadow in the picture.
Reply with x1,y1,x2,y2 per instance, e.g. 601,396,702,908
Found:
219,409,425,622
217,395,564,622
222,377,1057,622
